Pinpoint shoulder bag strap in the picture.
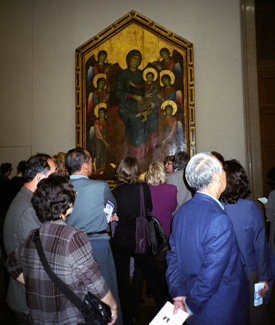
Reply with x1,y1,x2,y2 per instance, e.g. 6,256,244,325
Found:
139,183,145,218
32,230,83,310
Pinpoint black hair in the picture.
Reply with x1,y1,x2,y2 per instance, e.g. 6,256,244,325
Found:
65,148,90,175
31,174,76,222
211,151,225,165
17,160,27,175
161,74,171,82
160,48,170,55
0,163,12,175
97,78,106,86
267,166,275,189
126,49,142,67
164,155,175,164
220,159,251,204
173,151,190,171
24,154,52,181
98,108,107,119
98,50,107,58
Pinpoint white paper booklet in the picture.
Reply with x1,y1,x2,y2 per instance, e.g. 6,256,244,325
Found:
103,200,114,222
254,282,265,306
149,301,189,325
258,197,268,204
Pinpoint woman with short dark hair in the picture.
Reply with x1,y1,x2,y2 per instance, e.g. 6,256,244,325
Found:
6,174,117,325
164,155,175,174
220,159,270,325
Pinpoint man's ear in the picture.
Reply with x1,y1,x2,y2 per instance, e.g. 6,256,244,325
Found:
81,162,89,174
83,162,89,171
35,172,44,183
213,172,221,184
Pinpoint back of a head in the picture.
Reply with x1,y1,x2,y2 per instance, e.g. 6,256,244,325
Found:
17,160,27,175
53,152,66,165
146,161,167,186
53,152,68,175
116,157,139,184
220,159,250,203
65,148,90,175
173,151,190,171
211,151,225,165
1,163,12,175
164,155,175,164
267,166,275,189
185,152,222,190
24,154,51,182
31,174,76,222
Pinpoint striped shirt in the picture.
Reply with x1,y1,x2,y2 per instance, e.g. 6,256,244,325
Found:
6,220,109,324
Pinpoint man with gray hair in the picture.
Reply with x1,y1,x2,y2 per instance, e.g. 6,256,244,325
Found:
166,152,248,324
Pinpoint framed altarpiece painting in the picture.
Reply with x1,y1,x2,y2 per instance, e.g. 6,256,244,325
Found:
75,10,195,180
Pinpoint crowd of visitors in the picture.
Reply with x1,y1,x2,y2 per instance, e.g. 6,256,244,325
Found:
0,150,274,325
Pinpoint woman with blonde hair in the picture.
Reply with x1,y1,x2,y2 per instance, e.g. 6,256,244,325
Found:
146,161,177,238
52,152,68,176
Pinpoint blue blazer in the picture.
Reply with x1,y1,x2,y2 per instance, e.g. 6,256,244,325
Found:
224,199,270,280
166,192,249,325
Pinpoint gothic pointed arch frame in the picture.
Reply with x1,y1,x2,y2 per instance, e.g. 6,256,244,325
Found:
75,10,195,179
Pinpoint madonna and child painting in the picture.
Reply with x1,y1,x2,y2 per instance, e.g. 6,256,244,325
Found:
76,12,194,179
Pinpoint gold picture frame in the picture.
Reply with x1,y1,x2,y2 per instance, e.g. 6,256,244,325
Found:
75,10,195,179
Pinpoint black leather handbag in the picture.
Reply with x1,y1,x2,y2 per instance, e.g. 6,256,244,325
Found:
146,214,169,256
33,230,111,325
80,291,112,325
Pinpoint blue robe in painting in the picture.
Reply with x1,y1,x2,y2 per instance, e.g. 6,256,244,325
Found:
116,68,158,148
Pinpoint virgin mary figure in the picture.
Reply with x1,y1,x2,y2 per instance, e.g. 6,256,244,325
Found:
116,49,159,161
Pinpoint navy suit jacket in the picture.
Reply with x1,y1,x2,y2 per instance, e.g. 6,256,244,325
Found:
166,192,249,325
224,199,270,279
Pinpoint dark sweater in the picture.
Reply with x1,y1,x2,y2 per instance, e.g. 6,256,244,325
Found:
112,182,152,251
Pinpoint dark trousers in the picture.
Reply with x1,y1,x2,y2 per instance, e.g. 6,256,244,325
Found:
113,249,169,325
12,310,32,325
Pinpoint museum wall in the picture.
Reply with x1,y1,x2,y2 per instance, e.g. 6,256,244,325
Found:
0,0,245,173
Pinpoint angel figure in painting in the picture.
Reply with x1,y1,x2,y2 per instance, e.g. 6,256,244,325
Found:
159,70,184,121
87,50,112,84
154,48,182,78
88,103,109,174
87,73,110,117
159,100,185,156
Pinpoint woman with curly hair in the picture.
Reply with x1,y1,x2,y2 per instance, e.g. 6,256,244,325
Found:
6,174,117,325
220,159,271,325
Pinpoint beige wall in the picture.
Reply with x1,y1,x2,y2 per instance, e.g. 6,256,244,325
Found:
0,0,245,173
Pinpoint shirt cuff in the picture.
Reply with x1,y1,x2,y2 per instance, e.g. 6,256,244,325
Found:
185,301,193,315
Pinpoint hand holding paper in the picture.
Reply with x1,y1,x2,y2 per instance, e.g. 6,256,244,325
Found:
149,301,189,325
